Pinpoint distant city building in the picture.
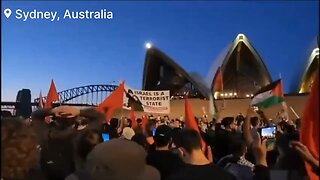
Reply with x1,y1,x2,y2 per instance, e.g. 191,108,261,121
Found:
211,34,272,99
142,47,210,99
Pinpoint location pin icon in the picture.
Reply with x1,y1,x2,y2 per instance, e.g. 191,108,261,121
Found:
4,8,12,18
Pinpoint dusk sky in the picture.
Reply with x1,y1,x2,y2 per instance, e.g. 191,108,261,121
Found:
1,1,319,101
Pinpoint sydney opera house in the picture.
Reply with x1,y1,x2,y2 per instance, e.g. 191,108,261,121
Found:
140,34,319,118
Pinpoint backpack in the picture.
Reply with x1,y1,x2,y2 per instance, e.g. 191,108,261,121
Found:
40,136,75,180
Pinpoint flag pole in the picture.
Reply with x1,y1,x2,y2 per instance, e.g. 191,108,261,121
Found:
289,106,300,119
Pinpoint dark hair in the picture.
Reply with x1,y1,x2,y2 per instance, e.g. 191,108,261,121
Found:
131,133,147,149
103,123,110,133
295,119,301,129
173,128,201,153
278,121,287,131
283,124,295,134
54,116,76,129
236,115,245,125
230,138,246,156
250,117,260,127
136,118,142,124
109,118,119,129
128,89,133,94
154,125,172,147
126,119,132,127
76,129,103,160
171,128,182,146
1,118,38,179
221,117,235,127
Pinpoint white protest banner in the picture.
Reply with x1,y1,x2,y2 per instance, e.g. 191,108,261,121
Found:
123,85,170,114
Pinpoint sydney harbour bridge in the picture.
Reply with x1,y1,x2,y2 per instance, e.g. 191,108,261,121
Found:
1,84,118,115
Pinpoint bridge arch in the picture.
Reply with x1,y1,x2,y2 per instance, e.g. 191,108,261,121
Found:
34,84,118,104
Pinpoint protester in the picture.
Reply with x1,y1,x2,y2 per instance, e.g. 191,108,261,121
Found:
290,141,319,176
121,127,135,140
274,132,307,179
85,139,160,180
2,98,315,180
250,116,261,140
31,106,104,180
131,133,149,151
108,118,120,139
214,116,242,161
217,138,254,180
66,129,103,180
1,118,45,180
243,107,271,180
167,128,236,180
146,125,184,180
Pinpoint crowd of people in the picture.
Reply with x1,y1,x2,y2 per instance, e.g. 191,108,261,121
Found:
1,105,319,180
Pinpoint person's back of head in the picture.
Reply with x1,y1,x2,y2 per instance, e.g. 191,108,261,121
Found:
173,128,211,165
222,117,236,130
109,118,119,129
154,125,172,148
173,128,201,154
1,118,38,179
236,115,245,125
230,138,247,157
250,117,260,128
136,118,142,125
131,133,148,150
283,123,296,134
275,133,307,176
126,119,132,127
77,129,103,161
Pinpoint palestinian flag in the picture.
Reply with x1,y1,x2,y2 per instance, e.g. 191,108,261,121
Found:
251,79,284,108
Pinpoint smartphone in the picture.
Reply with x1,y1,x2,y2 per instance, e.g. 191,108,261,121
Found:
260,126,277,151
261,126,276,139
152,128,156,136
102,133,110,142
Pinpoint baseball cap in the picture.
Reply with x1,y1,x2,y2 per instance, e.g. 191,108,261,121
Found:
122,127,135,140
154,125,172,146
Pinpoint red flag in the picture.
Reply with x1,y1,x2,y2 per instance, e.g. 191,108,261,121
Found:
45,80,59,108
130,108,137,128
185,94,207,152
141,115,148,133
300,73,319,180
213,67,223,92
38,91,44,109
96,82,125,122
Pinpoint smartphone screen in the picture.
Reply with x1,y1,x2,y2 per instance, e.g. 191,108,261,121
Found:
102,133,109,142
152,128,156,136
261,126,276,138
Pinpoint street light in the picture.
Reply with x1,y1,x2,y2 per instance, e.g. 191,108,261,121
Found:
145,42,152,49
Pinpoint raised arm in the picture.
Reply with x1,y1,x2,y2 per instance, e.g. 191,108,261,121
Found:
252,135,270,180
244,107,255,147
256,109,269,126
